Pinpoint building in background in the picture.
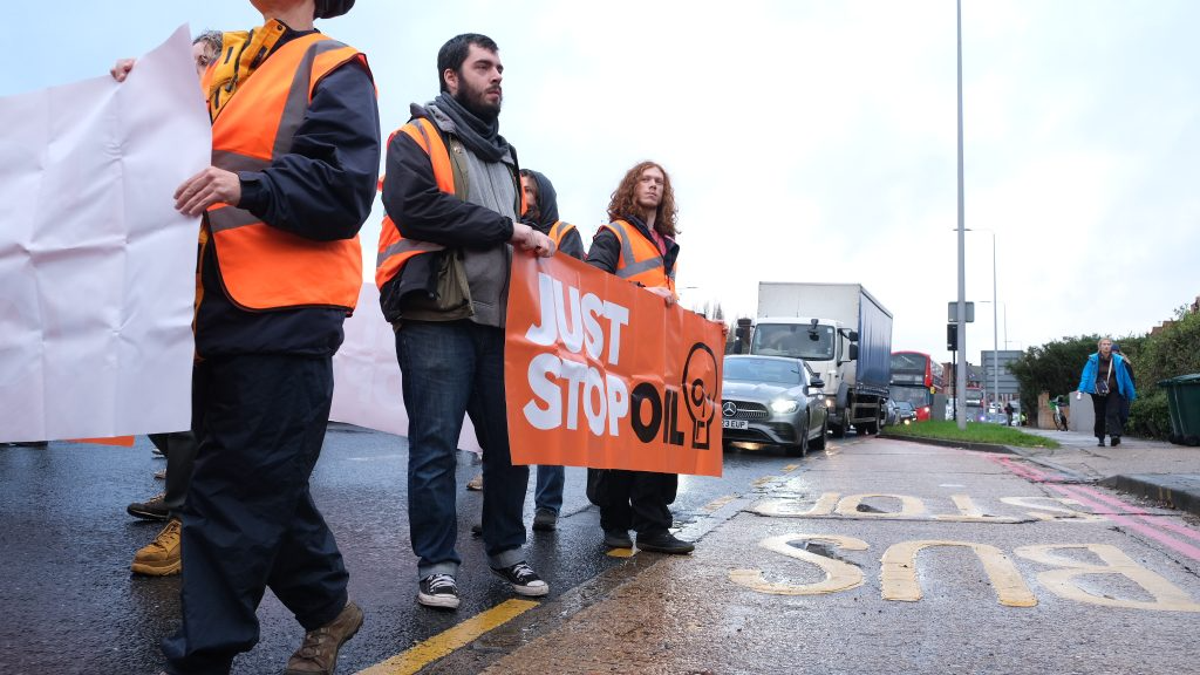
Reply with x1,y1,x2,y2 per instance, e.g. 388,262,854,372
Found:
980,350,1023,404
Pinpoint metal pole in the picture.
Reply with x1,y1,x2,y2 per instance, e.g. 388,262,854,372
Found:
1003,302,1008,351
991,230,999,405
955,0,968,430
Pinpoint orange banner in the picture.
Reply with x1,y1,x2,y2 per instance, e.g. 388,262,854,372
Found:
505,254,724,477
68,436,136,447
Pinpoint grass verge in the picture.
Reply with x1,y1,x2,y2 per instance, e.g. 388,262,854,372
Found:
882,420,1060,449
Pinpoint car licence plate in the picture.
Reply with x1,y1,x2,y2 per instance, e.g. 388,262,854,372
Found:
722,419,749,430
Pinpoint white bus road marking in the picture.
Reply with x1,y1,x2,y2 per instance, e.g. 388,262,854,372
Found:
730,534,1200,612
752,492,1107,523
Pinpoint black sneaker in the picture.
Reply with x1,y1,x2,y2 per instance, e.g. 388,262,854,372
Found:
491,561,549,597
637,531,695,554
1110,436,1121,447
603,529,633,549
127,493,170,521
1097,439,1106,447
417,574,460,609
471,522,483,536
532,508,557,532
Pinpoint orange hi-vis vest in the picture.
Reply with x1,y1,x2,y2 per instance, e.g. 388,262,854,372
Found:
375,118,455,290
206,33,368,312
374,118,525,290
547,221,577,247
598,219,677,292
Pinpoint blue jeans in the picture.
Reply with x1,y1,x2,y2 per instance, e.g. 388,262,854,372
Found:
535,465,565,514
396,320,528,578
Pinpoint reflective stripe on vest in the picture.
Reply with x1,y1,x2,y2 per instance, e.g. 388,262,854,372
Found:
548,221,576,247
207,34,367,312
600,220,676,291
374,118,453,290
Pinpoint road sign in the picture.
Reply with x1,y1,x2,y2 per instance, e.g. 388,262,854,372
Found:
948,301,974,323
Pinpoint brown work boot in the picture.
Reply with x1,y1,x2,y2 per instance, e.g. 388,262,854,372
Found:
284,601,363,675
131,518,182,576
466,473,484,491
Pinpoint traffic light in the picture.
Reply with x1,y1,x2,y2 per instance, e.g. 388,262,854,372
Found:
947,323,958,352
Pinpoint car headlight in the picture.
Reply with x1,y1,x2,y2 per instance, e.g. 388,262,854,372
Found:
770,399,800,414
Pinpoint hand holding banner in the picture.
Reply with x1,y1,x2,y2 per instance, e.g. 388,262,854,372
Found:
505,254,725,477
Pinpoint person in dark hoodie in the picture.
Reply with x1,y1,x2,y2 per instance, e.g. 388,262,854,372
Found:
520,169,585,260
375,33,555,611
115,1,378,672
520,169,583,530
585,160,693,555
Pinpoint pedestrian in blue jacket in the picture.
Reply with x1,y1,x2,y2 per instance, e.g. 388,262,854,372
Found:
1077,337,1136,447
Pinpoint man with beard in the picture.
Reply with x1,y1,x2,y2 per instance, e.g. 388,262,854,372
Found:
114,1,378,672
376,33,555,610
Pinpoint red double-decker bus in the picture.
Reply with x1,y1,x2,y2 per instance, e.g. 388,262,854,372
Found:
889,351,946,422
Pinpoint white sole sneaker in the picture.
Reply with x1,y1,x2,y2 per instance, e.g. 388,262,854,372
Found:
417,591,461,609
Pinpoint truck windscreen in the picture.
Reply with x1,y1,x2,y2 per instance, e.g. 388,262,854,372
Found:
752,324,836,360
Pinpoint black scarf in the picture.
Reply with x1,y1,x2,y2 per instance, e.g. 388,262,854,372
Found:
429,93,511,163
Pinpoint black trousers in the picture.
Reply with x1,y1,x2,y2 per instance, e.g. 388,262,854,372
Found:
1091,392,1124,440
162,355,349,675
589,468,678,536
149,431,197,517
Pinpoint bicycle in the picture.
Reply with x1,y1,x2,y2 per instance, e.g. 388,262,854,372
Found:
1050,396,1069,432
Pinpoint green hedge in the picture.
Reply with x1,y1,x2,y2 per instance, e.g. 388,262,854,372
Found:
1128,390,1171,439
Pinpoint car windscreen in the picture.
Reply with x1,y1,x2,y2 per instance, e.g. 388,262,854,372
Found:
724,358,803,386
751,324,836,360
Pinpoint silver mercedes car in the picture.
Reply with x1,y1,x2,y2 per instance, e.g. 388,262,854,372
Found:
721,355,829,457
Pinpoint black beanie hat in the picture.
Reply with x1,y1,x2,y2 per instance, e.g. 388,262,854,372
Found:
315,0,355,19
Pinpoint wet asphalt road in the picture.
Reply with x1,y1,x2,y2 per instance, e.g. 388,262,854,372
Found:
0,424,812,674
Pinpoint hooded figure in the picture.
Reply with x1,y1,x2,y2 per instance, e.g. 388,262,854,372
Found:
315,0,355,19
521,169,585,259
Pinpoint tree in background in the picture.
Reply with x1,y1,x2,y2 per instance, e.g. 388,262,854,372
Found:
1128,306,1200,438
1006,303,1199,437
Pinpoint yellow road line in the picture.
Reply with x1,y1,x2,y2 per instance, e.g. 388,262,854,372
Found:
703,494,737,512
355,599,540,675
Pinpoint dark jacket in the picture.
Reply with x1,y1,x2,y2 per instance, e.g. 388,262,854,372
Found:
379,107,519,326
586,214,679,277
196,26,380,358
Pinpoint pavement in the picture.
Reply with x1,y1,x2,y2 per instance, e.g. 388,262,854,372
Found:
422,433,1200,675
1005,428,1200,517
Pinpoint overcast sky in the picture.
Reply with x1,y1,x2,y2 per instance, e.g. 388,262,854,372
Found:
8,1,1199,367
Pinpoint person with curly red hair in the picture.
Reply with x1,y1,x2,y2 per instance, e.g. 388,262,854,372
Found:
585,161,693,555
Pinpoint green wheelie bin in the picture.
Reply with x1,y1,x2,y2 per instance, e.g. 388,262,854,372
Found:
1159,373,1200,446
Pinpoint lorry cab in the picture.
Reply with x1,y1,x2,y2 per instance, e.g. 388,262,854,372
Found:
748,316,864,434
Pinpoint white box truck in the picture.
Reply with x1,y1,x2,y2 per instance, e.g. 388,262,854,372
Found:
749,282,893,437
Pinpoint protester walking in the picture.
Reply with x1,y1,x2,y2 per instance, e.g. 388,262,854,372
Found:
115,2,378,672
1077,337,1136,447
376,33,555,610
585,161,694,555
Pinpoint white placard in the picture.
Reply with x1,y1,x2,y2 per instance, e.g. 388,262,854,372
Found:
0,25,208,442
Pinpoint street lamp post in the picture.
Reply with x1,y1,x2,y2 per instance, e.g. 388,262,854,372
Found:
966,228,999,407
954,0,968,430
